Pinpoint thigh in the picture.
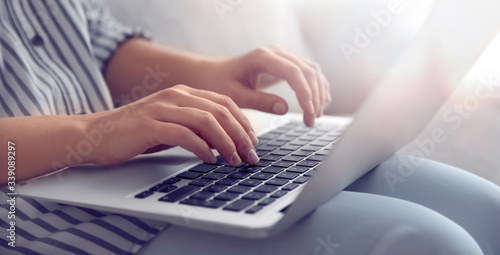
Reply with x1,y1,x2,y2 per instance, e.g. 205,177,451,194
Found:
346,154,500,254
138,191,481,255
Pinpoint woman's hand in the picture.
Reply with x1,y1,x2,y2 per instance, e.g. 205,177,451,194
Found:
199,46,331,127
88,85,259,167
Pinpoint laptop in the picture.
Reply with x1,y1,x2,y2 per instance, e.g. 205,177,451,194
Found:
17,0,500,238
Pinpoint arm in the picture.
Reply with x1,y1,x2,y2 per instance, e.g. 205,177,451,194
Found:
104,39,331,127
0,115,91,184
0,85,260,185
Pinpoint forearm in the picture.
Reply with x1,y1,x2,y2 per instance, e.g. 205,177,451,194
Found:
0,115,94,184
104,38,216,104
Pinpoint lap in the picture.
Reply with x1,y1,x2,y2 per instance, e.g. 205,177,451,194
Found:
346,154,500,254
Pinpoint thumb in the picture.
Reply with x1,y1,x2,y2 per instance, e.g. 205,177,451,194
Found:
232,86,289,115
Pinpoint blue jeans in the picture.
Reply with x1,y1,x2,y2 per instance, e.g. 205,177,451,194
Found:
138,155,500,255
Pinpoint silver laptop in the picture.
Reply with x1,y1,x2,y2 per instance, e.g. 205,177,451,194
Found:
17,0,500,238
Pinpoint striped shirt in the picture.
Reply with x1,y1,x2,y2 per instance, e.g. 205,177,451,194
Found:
1,0,169,254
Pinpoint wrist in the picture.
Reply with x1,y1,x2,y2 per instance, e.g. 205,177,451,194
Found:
74,112,115,166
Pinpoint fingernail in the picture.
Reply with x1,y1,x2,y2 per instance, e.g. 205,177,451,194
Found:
246,149,259,165
207,152,217,164
249,131,259,145
272,102,287,115
230,152,241,166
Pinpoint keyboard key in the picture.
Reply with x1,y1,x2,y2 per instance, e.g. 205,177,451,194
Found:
276,136,294,142
272,160,294,168
266,178,289,186
214,166,237,174
282,183,299,191
261,166,285,174
277,172,299,180
291,150,313,157
162,177,181,185
228,171,251,179
297,160,319,167
203,184,228,193
298,136,315,141
307,155,327,161
260,154,282,161
270,190,288,198
282,155,303,162
253,160,273,167
189,179,214,187
310,141,331,147
207,156,226,166
250,172,273,180
239,179,263,187
158,185,178,193
258,145,278,151
258,133,280,140
286,132,303,138
224,199,254,212
135,190,154,199
180,199,226,208
256,150,269,156
254,185,278,193
286,166,309,173
314,150,330,156
242,192,267,200
301,145,322,151
215,178,240,186
202,172,226,180
227,186,251,194
239,166,262,173
319,136,338,142
176,171,202,179
265,140,287,146
225,161,247,167
190,191,215,200
159,186,200,202
149,184,166,192
258,197,276,206
304,169,317,177
245,205,264,214
289,140,309,146
280,144,300,151
308,131,325,137
293,176,310,184
189,164,217,173
214,192,239,201
270,150,292,156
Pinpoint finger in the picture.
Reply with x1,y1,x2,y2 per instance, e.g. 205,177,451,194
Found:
153,98,258,166
270,47,322,119
176,96,259,165
152,122,216,164
247,48,316,126
302,59,329,117
156,106,242,166
322,75,332,102
229,84,289,116
185,88,259,145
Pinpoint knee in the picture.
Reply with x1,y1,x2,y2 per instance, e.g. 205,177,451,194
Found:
370,223,482,255
367,204,483,255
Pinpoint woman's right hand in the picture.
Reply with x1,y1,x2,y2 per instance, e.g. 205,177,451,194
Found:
87,85,260,167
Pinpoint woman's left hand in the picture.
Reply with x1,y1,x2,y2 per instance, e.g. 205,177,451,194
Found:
200,45,331,127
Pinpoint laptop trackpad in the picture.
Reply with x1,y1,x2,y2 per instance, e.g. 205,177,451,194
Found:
19,146,200,197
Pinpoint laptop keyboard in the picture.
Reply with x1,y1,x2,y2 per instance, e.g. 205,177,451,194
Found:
134,121,344,214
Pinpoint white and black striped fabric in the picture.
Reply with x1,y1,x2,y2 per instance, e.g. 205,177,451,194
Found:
0,0,169,254
0,0,144,117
